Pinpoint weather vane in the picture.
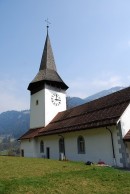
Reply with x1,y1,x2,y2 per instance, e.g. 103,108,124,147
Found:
45,18,51,29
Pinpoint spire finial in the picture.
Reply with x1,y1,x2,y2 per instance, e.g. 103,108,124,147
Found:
45,18,51,34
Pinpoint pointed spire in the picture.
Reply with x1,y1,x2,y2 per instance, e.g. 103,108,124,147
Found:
28,26,68,93
39,30,57,71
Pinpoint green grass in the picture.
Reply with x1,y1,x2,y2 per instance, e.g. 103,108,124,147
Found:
0,156,130,194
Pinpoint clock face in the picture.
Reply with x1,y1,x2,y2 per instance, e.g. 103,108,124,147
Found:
51,93,61,106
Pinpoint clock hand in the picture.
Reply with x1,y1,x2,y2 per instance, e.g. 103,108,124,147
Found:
54,94,57,100
55,98,61,101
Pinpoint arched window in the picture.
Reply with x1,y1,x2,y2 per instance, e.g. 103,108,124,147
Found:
36,100,39,105
40,140,44,153
77,136,85,154
59,138,65,154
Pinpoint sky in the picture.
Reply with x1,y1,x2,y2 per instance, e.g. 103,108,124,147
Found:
1,0,130,113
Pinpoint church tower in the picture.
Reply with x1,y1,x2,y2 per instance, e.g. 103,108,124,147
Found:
28,27,68,129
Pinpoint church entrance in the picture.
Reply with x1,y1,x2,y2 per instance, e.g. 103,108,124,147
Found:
59,137,65,160
21,149,24,157
46,147,50,159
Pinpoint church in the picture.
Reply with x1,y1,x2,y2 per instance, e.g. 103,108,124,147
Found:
19,27,130,168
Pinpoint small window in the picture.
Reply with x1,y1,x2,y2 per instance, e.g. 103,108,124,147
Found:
36,100,39,105
59,138,65,154
77,136,85,154
40,140,44,153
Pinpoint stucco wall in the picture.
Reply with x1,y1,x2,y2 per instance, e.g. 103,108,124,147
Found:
64,128,119,166
30,89,45,129
35,135,59,159
21,126,123,167
20,139,37,157
45,85,66,126
30,84,66,129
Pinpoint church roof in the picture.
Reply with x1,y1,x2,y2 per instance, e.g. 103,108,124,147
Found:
19,86,130,140
28,31,68,92
19,127,42,140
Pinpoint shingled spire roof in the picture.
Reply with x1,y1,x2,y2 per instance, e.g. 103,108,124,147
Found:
28,29,68,93
39,30,57,71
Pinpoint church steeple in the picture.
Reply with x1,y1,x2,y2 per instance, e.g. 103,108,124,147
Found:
28,27,68,129
28,28,68,94
39,29,57,71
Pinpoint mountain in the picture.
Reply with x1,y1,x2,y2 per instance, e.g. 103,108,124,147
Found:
84,86,124,103
67,96,85,108
67,86,124,108
0,110,30,138
0,86,125,138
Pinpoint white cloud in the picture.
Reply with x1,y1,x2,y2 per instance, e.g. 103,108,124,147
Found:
92,75,122,88
67,74,126,98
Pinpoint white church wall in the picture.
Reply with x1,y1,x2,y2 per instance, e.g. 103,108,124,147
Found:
44,84,66,126
64,128,114,165
119,103,130,137
33,126,123,166
21,139,37,157
45,135,60,159
21,126,124,167
36,135,60,159
30,84,67,129
30,89,45,129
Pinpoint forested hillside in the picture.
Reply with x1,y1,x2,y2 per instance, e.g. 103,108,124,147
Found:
0,110,30,138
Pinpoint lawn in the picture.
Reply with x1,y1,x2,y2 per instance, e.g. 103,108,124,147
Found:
0,156,130,194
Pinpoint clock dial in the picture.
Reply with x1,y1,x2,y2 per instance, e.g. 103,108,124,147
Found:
51,93,61,106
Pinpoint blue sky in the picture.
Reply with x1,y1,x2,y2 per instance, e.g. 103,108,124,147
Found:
1,0,130,112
